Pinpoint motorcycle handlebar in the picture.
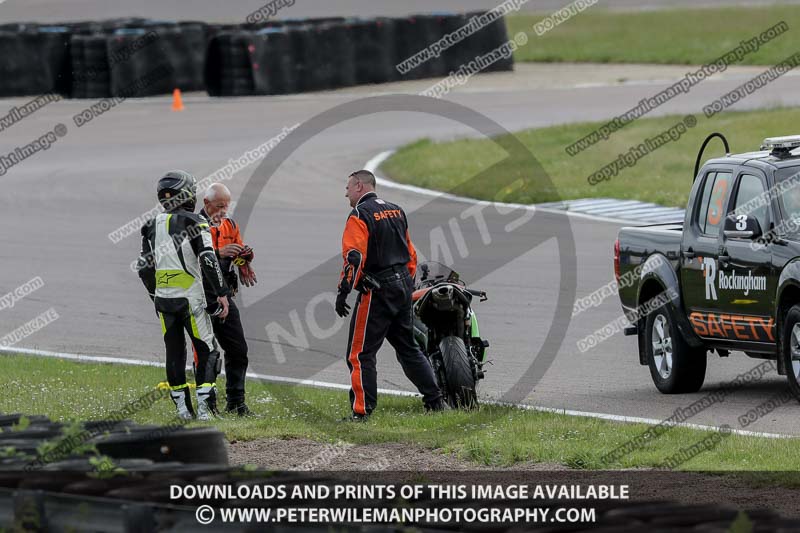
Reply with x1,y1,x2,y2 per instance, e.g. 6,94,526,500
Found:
467,289,488,302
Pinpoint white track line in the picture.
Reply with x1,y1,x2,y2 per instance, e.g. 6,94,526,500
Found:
0,347,416,398
504,403,791,439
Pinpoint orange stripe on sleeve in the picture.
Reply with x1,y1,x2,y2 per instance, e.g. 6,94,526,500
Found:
406,230,417,279
341,215,369,287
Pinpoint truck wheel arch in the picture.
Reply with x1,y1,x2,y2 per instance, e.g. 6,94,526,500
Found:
776,262,800,375
635,253,703,365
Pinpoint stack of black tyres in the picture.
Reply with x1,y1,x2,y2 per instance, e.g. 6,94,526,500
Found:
0,13,514,99
349,17,396,85
70,33,111,99
108,28,164,98
0,412,229,467
467,10,513,72
281,13,349,91
287,24,316,93
251,27,295,95
417,13,450,78
35,26,72,96
108,23,207,98
436,13,471,74
205,31,255,97
175,22,209,91
394,15,447,81
311,21,356,91
136,20,207,93
0,26,71,97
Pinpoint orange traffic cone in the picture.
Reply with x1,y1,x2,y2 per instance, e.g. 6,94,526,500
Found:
171,88,185,112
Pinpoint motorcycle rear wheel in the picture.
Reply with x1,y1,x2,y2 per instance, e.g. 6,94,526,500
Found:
440,336,477,409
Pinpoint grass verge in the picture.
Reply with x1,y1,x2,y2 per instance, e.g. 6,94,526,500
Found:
508,6,798,65
380,108,800,207
3,353,800,474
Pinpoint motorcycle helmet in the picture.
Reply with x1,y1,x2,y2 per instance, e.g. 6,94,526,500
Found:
157,170,197,212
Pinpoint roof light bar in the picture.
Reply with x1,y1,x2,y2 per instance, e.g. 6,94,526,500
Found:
761,135,800,155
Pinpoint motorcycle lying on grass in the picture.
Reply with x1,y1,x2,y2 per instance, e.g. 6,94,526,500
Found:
411,262,490,409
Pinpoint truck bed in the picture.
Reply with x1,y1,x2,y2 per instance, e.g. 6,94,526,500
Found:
617,223,683,311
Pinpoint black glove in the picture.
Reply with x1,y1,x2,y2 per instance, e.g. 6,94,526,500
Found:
335,290,351,318
206,300,226,322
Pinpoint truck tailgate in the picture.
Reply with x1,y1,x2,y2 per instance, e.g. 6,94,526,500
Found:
617,223,683,311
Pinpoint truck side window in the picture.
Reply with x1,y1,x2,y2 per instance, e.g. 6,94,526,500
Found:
732,174,768,231
697,171,732,236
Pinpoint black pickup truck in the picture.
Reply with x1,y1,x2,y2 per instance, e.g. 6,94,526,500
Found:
617,135,800,398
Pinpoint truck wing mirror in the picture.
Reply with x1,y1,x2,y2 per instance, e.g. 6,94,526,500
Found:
723,213,762,240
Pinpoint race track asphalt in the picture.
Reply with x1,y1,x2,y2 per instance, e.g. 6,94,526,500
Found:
2,1,800,436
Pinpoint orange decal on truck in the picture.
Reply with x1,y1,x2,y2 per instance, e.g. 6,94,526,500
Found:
688,312,774,342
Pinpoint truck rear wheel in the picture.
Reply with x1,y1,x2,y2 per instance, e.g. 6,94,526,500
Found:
780,304,800,401
644,300,706,393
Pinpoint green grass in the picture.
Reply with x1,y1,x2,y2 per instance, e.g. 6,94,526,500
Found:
3,353,800,474
508,6,799,65
380,108,800,207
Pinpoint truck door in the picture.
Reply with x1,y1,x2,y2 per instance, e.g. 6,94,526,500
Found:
681,168,733,337
717,170,776,344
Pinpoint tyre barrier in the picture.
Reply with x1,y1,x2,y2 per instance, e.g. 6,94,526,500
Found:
415,14,450,79
440,13,478,73
349,17,396,85
394,16,440,81
0,13,514,99
0,411,228,470
91,426,229,465
165,23,208,92
465,10,514,73
287,24,316,93
70,33,112,99
204,31,255,97
251,28,296,95
0,28,71,97
309,22,356,91
108,25,207,97
107,28,167,98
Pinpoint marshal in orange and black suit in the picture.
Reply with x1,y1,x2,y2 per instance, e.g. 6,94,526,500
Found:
336,170,444,420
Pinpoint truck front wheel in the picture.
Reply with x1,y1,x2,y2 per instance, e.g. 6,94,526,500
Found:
780,305,800,401
644,301,706,393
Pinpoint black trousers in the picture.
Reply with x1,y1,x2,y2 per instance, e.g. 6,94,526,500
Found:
211,298,249,405
160,304,218,388
345,270,442,415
